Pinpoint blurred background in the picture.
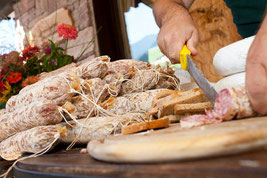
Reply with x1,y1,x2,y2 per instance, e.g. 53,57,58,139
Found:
0,0,241,82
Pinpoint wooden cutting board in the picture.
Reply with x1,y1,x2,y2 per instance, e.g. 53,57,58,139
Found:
88,117,267,163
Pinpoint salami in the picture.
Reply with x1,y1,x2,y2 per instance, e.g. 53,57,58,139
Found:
63,78,109,119
120,69,179,95
180,114,221,128
6,72,76,111
68,96,95,119
0,125,66,161
0,101,61,141
81,78,109,102
38,56,110,80
181,86,256,128
101,89,166,115
214,86,256,120
60,113,144,144
38,63,79,80
74,60,108,79
106,59,152,77
103,73,124,96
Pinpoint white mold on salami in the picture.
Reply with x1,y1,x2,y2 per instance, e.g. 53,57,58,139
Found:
0,101,62,142
59,113,144,144
0,126,65,161
101,89,166,115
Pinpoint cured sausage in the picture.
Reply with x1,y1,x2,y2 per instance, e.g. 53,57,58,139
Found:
6,72,75,111
101,89,166,115
106,59,152,78
120,69,179,95
74,60,108,79
181,86,256,128
0,101,61,141
0,125,66,161
60,113,144,144
63,78,109,119
214,85,256,120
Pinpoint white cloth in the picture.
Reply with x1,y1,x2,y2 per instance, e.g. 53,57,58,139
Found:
213,36,254,76
214,72,245,92
212,36,255,92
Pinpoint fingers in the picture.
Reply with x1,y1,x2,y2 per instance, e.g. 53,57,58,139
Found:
157,31,182,64
167,42,184,64
157,27,199,64
187,29,199,56
246,57,267,115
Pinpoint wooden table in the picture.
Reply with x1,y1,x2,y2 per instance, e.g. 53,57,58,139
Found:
3,147,267,178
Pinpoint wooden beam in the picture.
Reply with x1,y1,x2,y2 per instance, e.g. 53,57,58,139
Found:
0,0,15,20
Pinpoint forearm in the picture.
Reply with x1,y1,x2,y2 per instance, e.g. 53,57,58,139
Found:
153,0,194,27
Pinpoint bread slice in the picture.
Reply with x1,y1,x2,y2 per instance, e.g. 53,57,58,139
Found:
146,88,205,119
121,117,170,135
174,102,213,115
158,88,205,117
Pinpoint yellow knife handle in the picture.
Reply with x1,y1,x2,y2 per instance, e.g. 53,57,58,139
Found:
180,45,191,70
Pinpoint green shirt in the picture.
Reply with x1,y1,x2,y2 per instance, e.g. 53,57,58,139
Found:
224,0,267,38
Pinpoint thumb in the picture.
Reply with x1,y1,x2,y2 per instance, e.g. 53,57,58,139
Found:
187,30,199,56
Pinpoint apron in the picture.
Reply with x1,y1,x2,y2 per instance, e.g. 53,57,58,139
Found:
224,0,267,38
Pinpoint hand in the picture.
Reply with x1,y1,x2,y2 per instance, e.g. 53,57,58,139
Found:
157,10,199,64
246,29,267,115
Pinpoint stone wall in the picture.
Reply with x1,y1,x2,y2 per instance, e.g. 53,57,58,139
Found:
13,0,97,62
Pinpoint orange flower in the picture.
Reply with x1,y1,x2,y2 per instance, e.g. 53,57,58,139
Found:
57,23,78,40
21,76,39,88
7,72,22,84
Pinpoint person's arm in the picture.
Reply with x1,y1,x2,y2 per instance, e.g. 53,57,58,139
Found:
246,15,267,115
153,0,198,63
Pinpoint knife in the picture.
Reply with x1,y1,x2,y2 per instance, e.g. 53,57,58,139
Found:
179,45,217,105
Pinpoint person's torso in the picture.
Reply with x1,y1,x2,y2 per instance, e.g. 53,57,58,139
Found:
224,0,267,38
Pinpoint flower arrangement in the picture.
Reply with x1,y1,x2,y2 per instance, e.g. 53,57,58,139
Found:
0,23,83,108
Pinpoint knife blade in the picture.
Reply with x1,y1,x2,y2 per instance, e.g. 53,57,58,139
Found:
179,45,217,105
186,54,217,105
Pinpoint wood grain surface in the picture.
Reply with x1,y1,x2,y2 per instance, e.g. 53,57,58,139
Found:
189,0,242,82
11,148,267,178
88,117,267,163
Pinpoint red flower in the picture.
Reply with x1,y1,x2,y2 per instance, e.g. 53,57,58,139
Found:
7,72,22,84
20,45,39,61
0,82,5,92
21,76,39,88
57,23,78,40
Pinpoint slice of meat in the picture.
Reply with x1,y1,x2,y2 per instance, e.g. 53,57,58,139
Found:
180,114,222,128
